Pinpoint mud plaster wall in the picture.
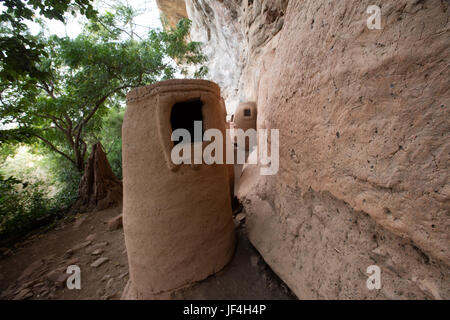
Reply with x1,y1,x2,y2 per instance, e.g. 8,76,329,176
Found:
158,0,450,299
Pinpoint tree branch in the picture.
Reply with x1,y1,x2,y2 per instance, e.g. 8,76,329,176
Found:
33,133,76,166
75,84,135,136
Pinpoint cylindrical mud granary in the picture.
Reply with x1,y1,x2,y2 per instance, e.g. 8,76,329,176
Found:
121,79,235,299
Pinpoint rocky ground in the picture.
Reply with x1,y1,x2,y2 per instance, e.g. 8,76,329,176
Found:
0,206,295,300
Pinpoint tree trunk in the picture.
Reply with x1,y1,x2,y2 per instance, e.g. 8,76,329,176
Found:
73,142,123,213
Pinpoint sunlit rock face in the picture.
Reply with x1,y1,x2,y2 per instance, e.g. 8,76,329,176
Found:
155,0,188,29
184,0,288,114
157,0,288,113
156,0,450,299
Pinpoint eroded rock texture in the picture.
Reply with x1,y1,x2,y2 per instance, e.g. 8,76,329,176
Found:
157,0,288,112
184,0,289,113
156,0,188,29
158,0,450,299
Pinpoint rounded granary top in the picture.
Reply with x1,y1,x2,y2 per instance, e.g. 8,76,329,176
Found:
126,79,221,103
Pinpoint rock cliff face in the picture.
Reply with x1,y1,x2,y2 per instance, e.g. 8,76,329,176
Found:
157,0,450,299
167,0,289,113
158,0,289,113
155,0,188,29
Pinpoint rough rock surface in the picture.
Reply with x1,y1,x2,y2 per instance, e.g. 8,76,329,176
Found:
107,215,123,231
184,0,289,113
158,0,288,112
91,257,109,268
245,0,449,299
157,0,450,299
156,0,188,29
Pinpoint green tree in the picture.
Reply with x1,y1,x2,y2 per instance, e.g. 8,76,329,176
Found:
100,105,124,179
0,173,48,239
0,5,206,173
0,0,96,82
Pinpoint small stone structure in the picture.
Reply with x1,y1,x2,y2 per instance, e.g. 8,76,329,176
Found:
231,101,257,153
232,101,257,132
121,79,235,299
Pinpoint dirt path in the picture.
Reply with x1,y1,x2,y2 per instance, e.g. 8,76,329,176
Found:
0,207,295,300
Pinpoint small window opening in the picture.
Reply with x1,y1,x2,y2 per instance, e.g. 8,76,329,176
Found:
244,109,251,117
170,99,204,145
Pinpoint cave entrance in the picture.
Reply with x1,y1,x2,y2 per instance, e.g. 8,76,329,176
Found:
170,99,204,145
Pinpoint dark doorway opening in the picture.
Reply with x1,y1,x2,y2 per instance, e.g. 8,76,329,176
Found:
170,99,204,145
